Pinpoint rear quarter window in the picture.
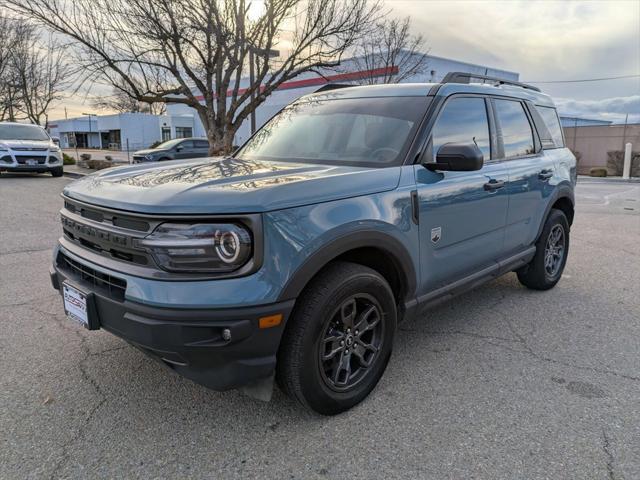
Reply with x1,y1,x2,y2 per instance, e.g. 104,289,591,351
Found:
537,106,565,148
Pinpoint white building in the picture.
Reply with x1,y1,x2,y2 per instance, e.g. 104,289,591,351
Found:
50,54,518,150
166,53,519,146
48,113,197,152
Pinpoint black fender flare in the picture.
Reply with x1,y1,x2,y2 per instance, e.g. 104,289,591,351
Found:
277,230,417,303
536,183,575,240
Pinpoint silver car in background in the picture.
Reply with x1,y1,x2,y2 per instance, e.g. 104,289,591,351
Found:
0,122,63,177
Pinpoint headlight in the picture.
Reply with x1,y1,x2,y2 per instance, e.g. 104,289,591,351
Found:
135,223,252,273
49,146,61,153
145,154,154,161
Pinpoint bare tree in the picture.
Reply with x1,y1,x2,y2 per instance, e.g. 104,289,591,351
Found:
92,84,167,115
0,13,29,121
11,34,72,125
3,0,381,154
346,16,429,85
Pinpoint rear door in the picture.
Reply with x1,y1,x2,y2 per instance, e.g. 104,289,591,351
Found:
414,95,509,293
492,98,557,254
194,139,211,157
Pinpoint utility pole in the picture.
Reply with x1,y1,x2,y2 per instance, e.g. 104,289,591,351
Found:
621,113,629,151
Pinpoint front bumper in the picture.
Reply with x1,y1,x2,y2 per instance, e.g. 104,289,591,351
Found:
50,257,295,391
0,152,62,172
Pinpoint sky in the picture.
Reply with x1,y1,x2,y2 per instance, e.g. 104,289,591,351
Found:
53,0,640,123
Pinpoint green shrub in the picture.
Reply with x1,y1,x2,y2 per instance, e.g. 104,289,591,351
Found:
589,167,607,177
63,153,76,165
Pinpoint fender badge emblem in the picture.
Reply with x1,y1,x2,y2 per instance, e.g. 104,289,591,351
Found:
431,226,442,244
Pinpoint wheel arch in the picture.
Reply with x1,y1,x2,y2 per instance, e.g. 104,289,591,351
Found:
536,184,575,240
278,231,417,312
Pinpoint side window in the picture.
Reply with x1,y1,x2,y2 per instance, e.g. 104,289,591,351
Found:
179,140,194,149
195,140,209,149
431,97,491,161
537,106,564,148
494,99,535,158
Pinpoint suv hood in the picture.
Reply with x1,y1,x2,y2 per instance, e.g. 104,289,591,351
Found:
63,157,401,214
1,140,52,149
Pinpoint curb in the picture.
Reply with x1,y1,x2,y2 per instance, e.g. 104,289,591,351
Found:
578,176,640,184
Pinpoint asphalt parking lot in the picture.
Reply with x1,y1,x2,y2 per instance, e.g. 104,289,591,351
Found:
1,173,639,479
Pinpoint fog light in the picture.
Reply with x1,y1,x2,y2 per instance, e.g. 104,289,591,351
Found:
222,328,232,341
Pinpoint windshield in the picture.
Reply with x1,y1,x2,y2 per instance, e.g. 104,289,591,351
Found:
236,96,429,167
155,138,186,150
0,124,50,141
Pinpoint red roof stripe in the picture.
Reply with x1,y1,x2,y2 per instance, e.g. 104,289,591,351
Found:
194,65,399,101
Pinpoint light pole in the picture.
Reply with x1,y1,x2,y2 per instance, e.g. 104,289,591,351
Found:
82,112,97,149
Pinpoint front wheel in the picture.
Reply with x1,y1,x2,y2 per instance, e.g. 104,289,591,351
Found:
517,209,570,290
51,167,63,177
276,262,397,415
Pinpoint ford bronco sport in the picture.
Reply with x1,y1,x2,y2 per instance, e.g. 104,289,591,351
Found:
51,73,576,415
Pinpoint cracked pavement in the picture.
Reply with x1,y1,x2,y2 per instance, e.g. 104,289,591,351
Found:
1,174,639,479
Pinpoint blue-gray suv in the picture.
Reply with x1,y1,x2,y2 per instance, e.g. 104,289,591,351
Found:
50,73,576,415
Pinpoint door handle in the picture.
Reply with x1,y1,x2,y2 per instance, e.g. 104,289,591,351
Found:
538,169,554,180
484,179,505,191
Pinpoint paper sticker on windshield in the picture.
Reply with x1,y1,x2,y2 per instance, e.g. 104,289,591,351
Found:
431,227,441,244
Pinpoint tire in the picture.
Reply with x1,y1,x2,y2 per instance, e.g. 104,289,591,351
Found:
517,209,570,290
51,167,63,177
276,261,397,415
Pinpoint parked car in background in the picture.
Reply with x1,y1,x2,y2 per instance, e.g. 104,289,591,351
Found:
0,122,63,177
51,73,576,415
132,137,210,163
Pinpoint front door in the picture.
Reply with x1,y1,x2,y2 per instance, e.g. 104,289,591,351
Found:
415,95,509,295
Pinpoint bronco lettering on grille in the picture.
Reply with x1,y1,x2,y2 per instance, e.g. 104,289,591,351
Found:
61,215,129,247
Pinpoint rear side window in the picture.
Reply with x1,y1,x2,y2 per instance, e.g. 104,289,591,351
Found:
195,140,210,148
494,99,535,158
431,97,491,161
537,106,564,148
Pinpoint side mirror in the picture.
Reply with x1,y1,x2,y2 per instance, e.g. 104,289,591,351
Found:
51,137,60,146
175,146,183,152
424,143,484,172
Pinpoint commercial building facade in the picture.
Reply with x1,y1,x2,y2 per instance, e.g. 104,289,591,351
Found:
50,54,521,151
166,54,520,146
48,113,197,152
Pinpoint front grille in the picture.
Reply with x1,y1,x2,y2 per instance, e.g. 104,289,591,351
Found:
57,252,127,301
16,156,46,164
13,147,47,151
64,200,150,232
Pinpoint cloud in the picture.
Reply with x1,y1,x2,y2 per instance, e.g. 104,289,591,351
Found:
554,95,640,123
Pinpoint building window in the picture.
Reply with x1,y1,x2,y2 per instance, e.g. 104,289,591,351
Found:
161,127,171,142
175,127,193,138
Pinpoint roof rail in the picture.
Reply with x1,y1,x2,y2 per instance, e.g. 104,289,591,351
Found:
441,72,541,92
314,83,354,93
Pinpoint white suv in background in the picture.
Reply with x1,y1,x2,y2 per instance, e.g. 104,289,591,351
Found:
0,122,63,177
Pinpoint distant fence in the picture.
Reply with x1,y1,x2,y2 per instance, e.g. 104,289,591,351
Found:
563,124,640,176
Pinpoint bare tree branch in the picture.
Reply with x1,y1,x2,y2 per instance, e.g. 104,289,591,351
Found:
1,0,381,153
345,16,429,85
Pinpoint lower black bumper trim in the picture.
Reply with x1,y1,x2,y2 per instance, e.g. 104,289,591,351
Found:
51,265,295,391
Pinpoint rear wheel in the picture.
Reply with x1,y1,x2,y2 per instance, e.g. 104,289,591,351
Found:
276,262,397,415
517,209,569,290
